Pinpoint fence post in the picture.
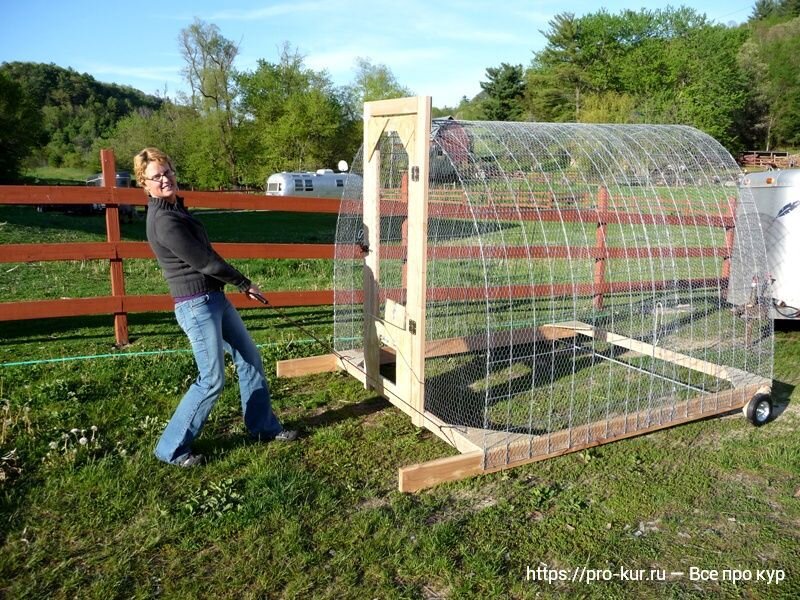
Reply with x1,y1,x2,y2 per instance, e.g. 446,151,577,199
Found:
593,186,609,311
101,149,129,346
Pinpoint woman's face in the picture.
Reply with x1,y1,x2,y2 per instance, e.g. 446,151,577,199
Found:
143,160,178,200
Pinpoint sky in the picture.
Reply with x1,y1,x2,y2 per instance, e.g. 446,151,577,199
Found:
0,0,756,108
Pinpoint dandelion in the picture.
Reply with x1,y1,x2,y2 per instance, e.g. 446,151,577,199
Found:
70,428,79,434
79,437,88,445
90,425,98,432
48,441,58,450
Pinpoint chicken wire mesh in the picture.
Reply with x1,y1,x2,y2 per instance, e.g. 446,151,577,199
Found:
334,119,773,470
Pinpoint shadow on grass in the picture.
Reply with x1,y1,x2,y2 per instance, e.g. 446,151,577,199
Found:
0,205,147,240
0,313,180,345
769,379,795,420
196,395,390,457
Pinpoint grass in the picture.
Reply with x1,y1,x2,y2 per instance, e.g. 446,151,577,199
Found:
21,165,96,185
1,206,799,598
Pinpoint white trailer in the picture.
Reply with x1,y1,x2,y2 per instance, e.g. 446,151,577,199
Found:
266,169,363,198
734,168,800,319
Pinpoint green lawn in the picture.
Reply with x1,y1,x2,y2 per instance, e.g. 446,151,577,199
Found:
1,205,798,598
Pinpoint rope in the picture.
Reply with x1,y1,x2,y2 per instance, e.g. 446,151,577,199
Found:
0,338,321,368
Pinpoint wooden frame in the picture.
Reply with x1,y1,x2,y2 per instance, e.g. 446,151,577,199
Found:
275,96,772,492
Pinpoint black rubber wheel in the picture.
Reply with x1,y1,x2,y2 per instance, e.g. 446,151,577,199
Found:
745,393,772,426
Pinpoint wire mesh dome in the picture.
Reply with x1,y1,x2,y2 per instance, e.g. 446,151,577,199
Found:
331,99,773,488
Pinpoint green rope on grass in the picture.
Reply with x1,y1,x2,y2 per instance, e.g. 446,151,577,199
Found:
0,338,321,368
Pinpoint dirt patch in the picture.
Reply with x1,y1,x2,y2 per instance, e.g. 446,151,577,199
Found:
425,485,500,525
421,583,451,599
355,497,390,512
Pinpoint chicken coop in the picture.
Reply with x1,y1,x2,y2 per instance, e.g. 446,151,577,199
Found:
278,96,774,491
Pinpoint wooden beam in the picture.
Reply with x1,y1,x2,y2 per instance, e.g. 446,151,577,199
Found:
102,149,128,346
276,354,340,378
364,96,422,118
399,382,764,492
405,96,432,427
276,348,396,378
0,186,341,213
425,324,577,359
556,321,763,387
0,186,143,205
399,451,484,493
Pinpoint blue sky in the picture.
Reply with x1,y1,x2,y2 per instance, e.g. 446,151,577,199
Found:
0,0,755,107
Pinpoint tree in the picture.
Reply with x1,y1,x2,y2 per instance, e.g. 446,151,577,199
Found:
744,16,800,148
750,0,800,21
237,45,357,183
100,102,214,186
480,63,525,121
178,19,240,185
0,72,42,181
523,7,754,151
525,13,592,121
345,58,412,111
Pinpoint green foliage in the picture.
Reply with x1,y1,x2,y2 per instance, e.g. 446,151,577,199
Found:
237,45,358,182
10,6,800,189
479,63,526,121
0,71,41,182
347,57,413,107
750,0,800,22
0,62,161,170
745,16,800,148
524,8,759,152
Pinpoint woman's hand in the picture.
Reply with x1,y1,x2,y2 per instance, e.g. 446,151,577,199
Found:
245,284,264,300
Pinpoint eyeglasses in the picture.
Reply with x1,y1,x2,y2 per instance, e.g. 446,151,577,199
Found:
146,169,174,182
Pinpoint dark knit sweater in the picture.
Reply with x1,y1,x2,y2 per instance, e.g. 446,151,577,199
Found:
146,195,250,298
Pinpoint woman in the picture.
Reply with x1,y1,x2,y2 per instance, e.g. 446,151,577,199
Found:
134,147,296,467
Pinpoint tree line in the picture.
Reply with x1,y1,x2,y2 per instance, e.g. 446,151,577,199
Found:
1,2,799,187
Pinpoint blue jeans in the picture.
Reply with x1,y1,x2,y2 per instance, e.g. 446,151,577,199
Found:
155,291,283,464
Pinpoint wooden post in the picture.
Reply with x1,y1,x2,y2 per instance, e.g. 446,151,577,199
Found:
101,149,128,346
721,196,737,286
362,108,382,390
593,185,609,310
406,96,432,426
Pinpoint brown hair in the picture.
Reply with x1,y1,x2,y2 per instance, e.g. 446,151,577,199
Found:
133,147,174,193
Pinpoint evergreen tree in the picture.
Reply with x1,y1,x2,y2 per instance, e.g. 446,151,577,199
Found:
480,63,525,121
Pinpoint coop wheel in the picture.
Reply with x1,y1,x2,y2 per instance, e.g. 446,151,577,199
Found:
744,393,772,426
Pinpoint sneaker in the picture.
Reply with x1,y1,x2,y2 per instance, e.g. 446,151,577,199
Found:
271,429,299,442
177,453,204,467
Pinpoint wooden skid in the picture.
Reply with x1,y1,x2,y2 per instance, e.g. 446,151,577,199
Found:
399,382,763,492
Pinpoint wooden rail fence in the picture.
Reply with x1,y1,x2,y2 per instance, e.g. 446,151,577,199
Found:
0,150,735,348
0,150,339,346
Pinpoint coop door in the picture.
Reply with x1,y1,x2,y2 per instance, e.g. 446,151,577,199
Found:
361,97,431,425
